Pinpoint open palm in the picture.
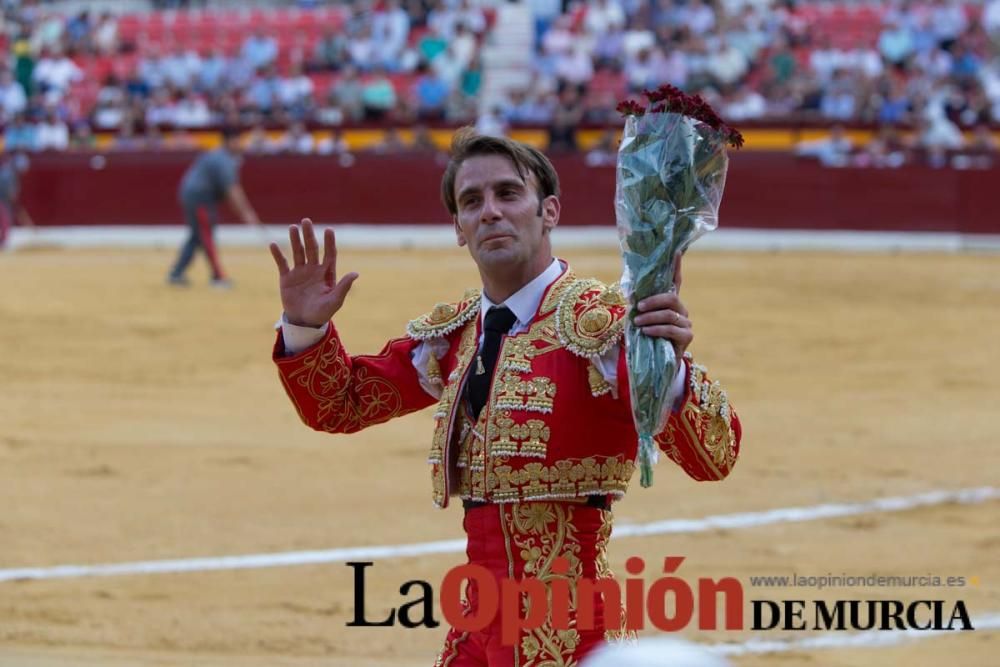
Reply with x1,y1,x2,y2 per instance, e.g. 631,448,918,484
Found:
270,219,358,328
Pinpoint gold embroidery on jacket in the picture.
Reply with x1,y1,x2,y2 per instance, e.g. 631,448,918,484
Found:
486,457,634,503
681,361,737,476
285,337,405,433
429,322,479,506
490,413,551,459
494,374,558,413
407,289,481,340
555,280,626,358
587,363,614,398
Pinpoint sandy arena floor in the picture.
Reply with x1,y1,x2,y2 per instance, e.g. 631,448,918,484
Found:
0,245,997,667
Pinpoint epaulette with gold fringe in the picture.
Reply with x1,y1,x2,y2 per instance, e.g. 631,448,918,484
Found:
406,288,481,340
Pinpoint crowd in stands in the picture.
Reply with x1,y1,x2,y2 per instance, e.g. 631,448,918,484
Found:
0,0,998,165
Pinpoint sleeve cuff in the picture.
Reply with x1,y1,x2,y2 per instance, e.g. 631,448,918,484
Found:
276,313,329,356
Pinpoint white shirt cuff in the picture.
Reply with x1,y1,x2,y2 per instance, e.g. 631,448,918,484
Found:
277,313,328,356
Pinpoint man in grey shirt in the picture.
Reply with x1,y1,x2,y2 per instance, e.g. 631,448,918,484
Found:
167,126,262,287
0,153,34,248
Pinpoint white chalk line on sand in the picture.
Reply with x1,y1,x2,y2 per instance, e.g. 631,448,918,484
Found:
6,225,1000,253
0,486,995,583
707,612,1000,656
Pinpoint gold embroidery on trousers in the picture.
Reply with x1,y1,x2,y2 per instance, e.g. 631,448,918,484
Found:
504,503,582,666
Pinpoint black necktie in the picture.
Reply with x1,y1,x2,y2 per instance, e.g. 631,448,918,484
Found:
468,306,517,420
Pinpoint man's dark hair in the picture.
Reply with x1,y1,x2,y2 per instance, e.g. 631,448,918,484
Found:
441,127,560,216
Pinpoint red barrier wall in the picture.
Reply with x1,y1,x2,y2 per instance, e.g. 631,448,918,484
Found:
17,151,1000,234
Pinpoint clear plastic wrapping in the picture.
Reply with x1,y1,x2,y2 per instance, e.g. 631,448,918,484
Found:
615,110,732,487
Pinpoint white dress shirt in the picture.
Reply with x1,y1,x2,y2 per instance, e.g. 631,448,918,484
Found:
279,258,685,403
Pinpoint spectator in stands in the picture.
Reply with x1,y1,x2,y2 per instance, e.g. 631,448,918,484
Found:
475,105,508,138
820,69,859,120
113,120,145,151
584,128,618,167
277,62,315,119
724,84,768,121
246,66,281,117
32,47,82,104
373,0,411,70
528,0,562,49
361,68,398,120
138,46,168,90
418,24,449,66
453,0,487,37
30,11,64,55
624,46,665,92
316,128,352,156
163,44,201,90
145,87,176,128
411,124,442,154
968,123,999,152
555,41,596,88
348,24,379,72
12,30,36,98
547,86,584,152
413,64,450,121
370,126,408,153
986,0,1000,46
36,107,69,151
241,29,278,71
70,122,96,150
276,121,315,154
709,35,750,88
64,10,92,54
584,0,626,37
930,0,968,51
879,17,916,66
173,92,213,128
144,123,166,151
795,124,854,167
168,126,262,288
313,30,349,72
244,122,278,155
679,0,716,36
330,65,365,122
92,12,119,56
459,52,483,101
3,114,37,152
197,46,229,93
0,70,28,122
451,23,478,71
855,124,908,168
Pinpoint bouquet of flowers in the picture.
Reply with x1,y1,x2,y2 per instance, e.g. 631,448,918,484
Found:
615,85,742,487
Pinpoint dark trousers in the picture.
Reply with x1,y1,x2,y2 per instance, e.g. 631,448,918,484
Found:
169,200,225,280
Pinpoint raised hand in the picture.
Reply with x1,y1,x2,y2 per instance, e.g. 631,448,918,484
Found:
269,219,358,328
632,253,693,360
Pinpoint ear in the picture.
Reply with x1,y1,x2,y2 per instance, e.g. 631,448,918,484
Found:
540,195,560,234
453,215,467,247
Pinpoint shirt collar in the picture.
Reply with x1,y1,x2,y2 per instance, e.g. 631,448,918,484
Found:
480,258,563,329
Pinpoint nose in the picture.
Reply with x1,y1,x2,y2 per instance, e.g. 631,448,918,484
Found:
480,193,502,223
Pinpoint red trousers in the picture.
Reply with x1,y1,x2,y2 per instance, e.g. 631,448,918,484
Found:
434,501,623,667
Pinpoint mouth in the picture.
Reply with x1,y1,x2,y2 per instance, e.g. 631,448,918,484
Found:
481,234,514,244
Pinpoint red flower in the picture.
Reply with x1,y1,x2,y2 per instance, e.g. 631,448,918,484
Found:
616,100,647,117
618,85,743,149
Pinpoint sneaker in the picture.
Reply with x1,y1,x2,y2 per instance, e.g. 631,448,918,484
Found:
167,275,190,287
210,278,233,290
